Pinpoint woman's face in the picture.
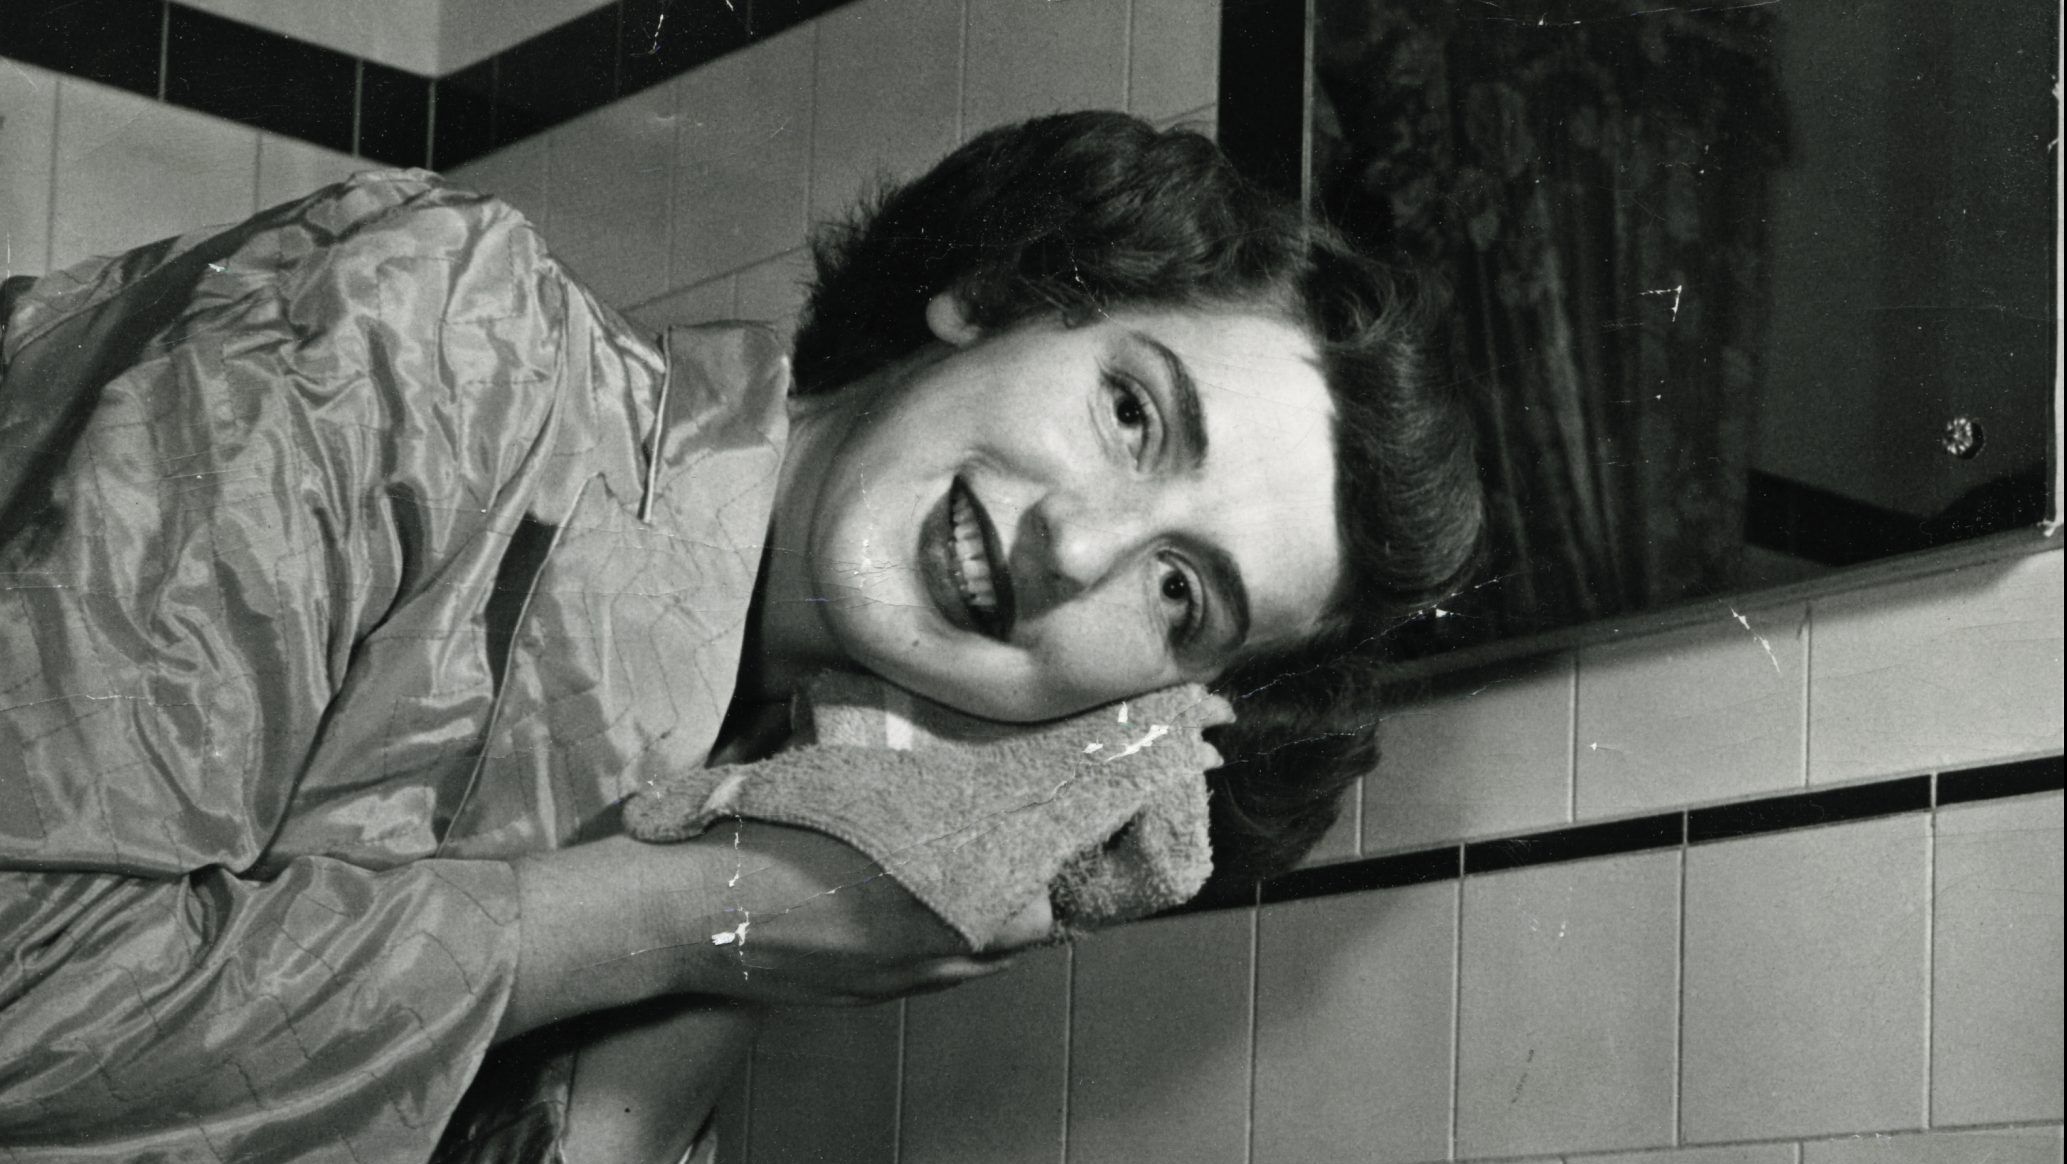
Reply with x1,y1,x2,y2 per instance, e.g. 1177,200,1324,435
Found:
787,298,1342,721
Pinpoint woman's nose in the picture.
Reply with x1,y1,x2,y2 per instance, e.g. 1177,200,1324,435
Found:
1016,490,1150,602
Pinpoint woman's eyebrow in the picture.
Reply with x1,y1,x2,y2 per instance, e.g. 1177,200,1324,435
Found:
1193,539,1252,650
1131,331,1207,468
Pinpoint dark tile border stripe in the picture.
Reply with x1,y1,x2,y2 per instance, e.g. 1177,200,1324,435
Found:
1688,776,1931,844
0,0,859,171
1466,813,1685,875
1170,753,2067,917
1261,846,1459,905
1939,754,2065,805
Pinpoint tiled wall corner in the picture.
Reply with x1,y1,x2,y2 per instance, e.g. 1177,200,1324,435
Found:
624,275,738,337
1,58,57,280
1068,908,1254,1164
1930,790,2064,1127
961,0,1128,140
1682,813,1931,1142
50,77,259,271
1457,849,1680,1158
747,1002,903,1164
1298,775,1362,865
180,0,444,76
1252,882,1455,1164
546,82,678,308
1809,549,2064,784
1800,1127,2062,1164
440,0,618,74
255,133,365,212
807,0,963,225
1128,0,1220,124
899,945,1068,1164
1575,601,1807,819
734,248,816,341
447,136,551,237
673,23,814,289
1366,656,1575,853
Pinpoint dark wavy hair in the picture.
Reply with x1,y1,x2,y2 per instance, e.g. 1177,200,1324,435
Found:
794,112,1485,885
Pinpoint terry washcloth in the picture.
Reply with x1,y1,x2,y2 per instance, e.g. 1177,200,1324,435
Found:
624,673,1231,950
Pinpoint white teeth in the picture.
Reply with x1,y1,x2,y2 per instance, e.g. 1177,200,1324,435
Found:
950,491,997,612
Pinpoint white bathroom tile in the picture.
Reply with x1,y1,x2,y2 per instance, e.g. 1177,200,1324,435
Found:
623,276,738,337
440,0,614,74
1575,602,1807,818
674,24,814,288
446,137,551,236
733,247,815,342
962,0,1128,139
1129,0,1221,124
1932,790,2064,1126
255,133,366,211
1803,1127,2061,1164
50,79,259,271
1682,813,1930,1142
747,1001,901,1164
1252,882,1456,1164
1457,850,1681,1158
182,0,442,76
1809,550,2063,784
1297,777,1361,865
547,84,677,308
901,944,1068,1164
0,58,57,280
808,0,963,226
1570,1146,1797,1164
1365,656,1574,852
1069,908,1253,1164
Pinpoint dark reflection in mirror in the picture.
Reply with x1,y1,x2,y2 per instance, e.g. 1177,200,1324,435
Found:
1309,0,2056,659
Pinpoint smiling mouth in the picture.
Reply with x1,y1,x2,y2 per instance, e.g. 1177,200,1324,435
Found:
945,477,1016,640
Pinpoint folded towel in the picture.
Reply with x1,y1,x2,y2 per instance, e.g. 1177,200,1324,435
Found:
624,673,1231,950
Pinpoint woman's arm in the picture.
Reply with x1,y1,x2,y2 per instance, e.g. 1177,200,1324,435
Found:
497,823,1049,1042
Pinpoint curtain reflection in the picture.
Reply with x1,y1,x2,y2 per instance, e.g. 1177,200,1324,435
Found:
1315,1,1790,655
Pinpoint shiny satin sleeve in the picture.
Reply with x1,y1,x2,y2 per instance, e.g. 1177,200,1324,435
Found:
0,858,518,1160
0,172,573,1159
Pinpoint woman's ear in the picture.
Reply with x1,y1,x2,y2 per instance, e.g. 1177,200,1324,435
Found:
924,289,983,347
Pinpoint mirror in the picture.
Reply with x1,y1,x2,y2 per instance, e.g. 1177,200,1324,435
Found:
1269,0,2056,660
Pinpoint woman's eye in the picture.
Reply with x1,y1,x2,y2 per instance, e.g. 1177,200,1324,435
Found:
1158,563,1202,641
1105,373,1154,457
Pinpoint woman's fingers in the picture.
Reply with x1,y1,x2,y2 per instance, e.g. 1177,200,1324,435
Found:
990,894,1056,951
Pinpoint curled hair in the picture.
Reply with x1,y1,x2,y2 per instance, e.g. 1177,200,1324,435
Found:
796,112,1485,884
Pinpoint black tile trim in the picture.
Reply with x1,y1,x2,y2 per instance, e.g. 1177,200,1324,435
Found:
1467,814,1685,875
1261,846,1460,905
2,0,864,173
1175,754,2064,914
1939,755,2066,806
1689,777,1931,844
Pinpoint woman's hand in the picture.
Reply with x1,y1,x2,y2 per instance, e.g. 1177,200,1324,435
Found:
495,824,1047,1042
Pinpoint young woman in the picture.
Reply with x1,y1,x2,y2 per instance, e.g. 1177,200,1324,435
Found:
0,112,1482,1161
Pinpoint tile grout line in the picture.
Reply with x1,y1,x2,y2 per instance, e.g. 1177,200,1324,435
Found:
350,59,364,159
1674,843,1689,1145
891,998,906,1163
1922,792,1937,1129
1800,599,1815,789
1243,902,1259,1164
954,0,969,146
1059,943,1074,1164
1448,874,1464,1160
157,0,170,103
1120,0,1135,114
1566,653,1580,823
43,76,62,274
